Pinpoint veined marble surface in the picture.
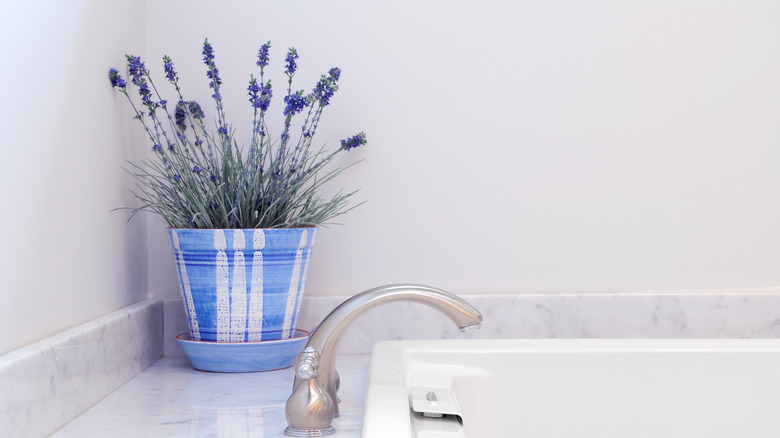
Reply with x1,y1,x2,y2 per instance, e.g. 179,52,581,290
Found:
51,356,369,438
165,287,780,356
0,299,163,438
8,287,780,437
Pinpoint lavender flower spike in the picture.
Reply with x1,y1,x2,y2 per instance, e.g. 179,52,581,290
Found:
283,90,308,116
202,39,222,90
313,70,339,106
328,67,341,82
285,47,299,76
174,101,187,131
248,76,273,112
257,41,271,68
340,132,367,151
126,55,148,85
259,81,272,112
108,68,126,89
248,77,261,105
125,55,155,107
202,39,216,62
163,55,178,84
188,101,205,119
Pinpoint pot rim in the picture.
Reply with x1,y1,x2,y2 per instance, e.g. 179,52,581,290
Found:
167,226,319,231
175,329,310,344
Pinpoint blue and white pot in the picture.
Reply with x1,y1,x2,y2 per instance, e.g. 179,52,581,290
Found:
168,227,317,342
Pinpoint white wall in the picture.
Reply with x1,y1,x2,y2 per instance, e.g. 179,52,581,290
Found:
0,1,148,355
146,0,780,297
2,0,779,355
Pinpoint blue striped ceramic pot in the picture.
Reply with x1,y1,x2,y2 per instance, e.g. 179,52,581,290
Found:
168,228,317,342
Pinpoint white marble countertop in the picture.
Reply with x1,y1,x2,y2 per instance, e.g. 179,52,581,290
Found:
50,356,371,438
9,289,780,437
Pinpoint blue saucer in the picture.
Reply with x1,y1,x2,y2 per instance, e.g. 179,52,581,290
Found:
176,329,309,373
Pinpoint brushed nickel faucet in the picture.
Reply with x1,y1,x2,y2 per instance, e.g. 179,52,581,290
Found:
284,284,482,437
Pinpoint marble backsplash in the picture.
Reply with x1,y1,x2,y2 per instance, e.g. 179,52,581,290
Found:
0,299,163,438
165,287,780,356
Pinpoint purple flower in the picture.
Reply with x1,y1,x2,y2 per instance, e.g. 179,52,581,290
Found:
192,165,203,173
202,39,215,62
202,39,222,90
285,47,299,76
259,82,273,110
152,143,162,151
340,132,367,151
283,90,308,116
248,77,273,112
257,42,271,68
173,174,181,182
126,55,147,83
125,55,154,107
218,126,228,135
163,55,177,84
328,67,341,82
175,102,187,131
207,69,222,89
108,68,126,88
248,79,260,103
137,82,153,107
312,73,339,106
188,101,204,119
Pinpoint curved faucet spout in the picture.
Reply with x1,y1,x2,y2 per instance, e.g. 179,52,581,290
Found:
284,284,482,436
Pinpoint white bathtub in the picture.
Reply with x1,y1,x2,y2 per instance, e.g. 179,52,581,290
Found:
362,339,780,438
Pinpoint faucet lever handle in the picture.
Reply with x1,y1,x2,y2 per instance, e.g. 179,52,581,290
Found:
295,347,320,380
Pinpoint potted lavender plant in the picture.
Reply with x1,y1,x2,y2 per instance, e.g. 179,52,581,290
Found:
108,39,366,372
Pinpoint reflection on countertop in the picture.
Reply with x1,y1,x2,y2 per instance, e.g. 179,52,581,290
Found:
50,356,370,438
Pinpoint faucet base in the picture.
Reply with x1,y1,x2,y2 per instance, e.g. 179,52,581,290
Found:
284,426,336,437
